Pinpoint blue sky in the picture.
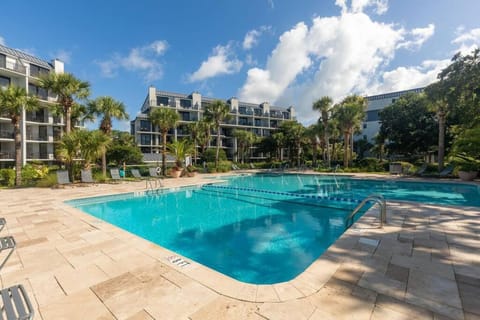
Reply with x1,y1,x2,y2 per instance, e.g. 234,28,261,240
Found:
1,0,480,129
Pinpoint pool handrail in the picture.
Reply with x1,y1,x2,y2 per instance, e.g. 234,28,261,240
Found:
346,194,386,229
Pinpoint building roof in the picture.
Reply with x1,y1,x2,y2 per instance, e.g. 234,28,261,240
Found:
366,87,424,101
0,44,52,69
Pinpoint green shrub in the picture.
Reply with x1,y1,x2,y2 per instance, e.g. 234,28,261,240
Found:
35,172,58,188
22,164,49,186
0,169,15,187
202,148,227,162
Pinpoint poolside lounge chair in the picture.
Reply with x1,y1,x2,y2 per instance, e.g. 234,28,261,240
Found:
0,236,16,271
56,170,71,186
0,217,5,233
149,167,161,178
231,164,240,170
81,169,96,184
0,284,34,320
131,169,143,179
439,165,454,177
110,168,122,182
415,163,428,176
249,163,255,169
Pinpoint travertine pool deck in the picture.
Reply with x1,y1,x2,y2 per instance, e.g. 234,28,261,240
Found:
0,173,479,319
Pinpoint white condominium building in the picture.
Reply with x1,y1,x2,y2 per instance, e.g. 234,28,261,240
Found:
0,44,65,168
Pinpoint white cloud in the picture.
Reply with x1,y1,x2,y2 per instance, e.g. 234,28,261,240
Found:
336,0,388,15
52,49,72,64
452,27,480,54
398,24,435,50
188,44,242,82
267,0,274,9
0,36,4,45
238,0,443,125
97,40,168,82
243,26,272,50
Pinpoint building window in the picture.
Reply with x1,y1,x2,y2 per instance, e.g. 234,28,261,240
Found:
179,112,190,121
0,76,10,89
363,123,367,129
30,64,49,78
28,83,48,100
156,96,169,106
180,99,192,108
366,110,379,122
140,134,151,145
140,120,151,131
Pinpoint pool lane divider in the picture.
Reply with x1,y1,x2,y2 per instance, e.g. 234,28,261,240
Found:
201,184,362,204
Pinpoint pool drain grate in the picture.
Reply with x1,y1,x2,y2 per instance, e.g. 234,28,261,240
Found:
167,255,190,267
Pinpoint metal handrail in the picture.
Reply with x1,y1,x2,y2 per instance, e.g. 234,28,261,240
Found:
346,194,386,229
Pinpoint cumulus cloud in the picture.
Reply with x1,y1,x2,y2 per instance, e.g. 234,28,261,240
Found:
97,40,168,82
452,27,480,54
188,44,242,82
243,26,272,50
335,0,388,15
398,24,435,50
238,0,442,124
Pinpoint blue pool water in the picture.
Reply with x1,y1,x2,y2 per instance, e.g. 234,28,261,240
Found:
67,174,480,284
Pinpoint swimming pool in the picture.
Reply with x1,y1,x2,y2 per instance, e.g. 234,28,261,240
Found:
66,174,480,284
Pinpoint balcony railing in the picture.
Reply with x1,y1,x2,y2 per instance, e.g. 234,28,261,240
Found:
0,152,13,159
0,130,14,139
0,59,26,74
27,153,49,159
26,134,48,141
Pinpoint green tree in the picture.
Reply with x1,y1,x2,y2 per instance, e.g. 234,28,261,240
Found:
87,96,129,177
167,139,194,168
149,108,179,176
305,123,322,167
313,96,334,166
379,93,437,158
333,95,367,167
204,100,231,169
77,130,111,169
56,131,81,181
0,85,39,186
38,72,90,134
279,121,306,167
233,129,256,163
106,131,143,165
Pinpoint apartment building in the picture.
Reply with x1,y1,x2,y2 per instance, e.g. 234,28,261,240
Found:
0,44,65,168
359,87,425,142
130,87,296,162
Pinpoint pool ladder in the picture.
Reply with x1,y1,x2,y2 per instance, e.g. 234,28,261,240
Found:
146,178,163,194
346,194,386,229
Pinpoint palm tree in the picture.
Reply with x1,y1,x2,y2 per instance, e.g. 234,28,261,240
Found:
167,139,194,168
77,130,112,170
333,95,367,168
38,72,90,134
87,96,129,177
305,123,322,167
149,108,179,176
312,96,333,167
204,100,231,169
233,129,256,163
197,119,212,157
0,85,38,186
56,131,81,181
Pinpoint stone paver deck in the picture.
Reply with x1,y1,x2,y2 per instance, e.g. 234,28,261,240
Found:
0,173,479,319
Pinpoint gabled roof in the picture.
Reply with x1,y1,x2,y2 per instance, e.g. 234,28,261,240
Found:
0,44,52,69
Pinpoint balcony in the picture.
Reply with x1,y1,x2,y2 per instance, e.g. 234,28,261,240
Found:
0,130,13,139
0,57,26,74
26,134,48,141
27,153,49,160
26,112,47,123
0,152,13,160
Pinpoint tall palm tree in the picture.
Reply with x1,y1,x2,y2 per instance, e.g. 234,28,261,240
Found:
312,96,333,167
333,95,367,168
149,108,179,176
0,85,38,186
204,100,231,169
87,96,129,177
39,72,90,134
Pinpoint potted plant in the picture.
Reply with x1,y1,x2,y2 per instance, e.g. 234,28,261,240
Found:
186,165,198,177
167,139,194,178
449,127,480,181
